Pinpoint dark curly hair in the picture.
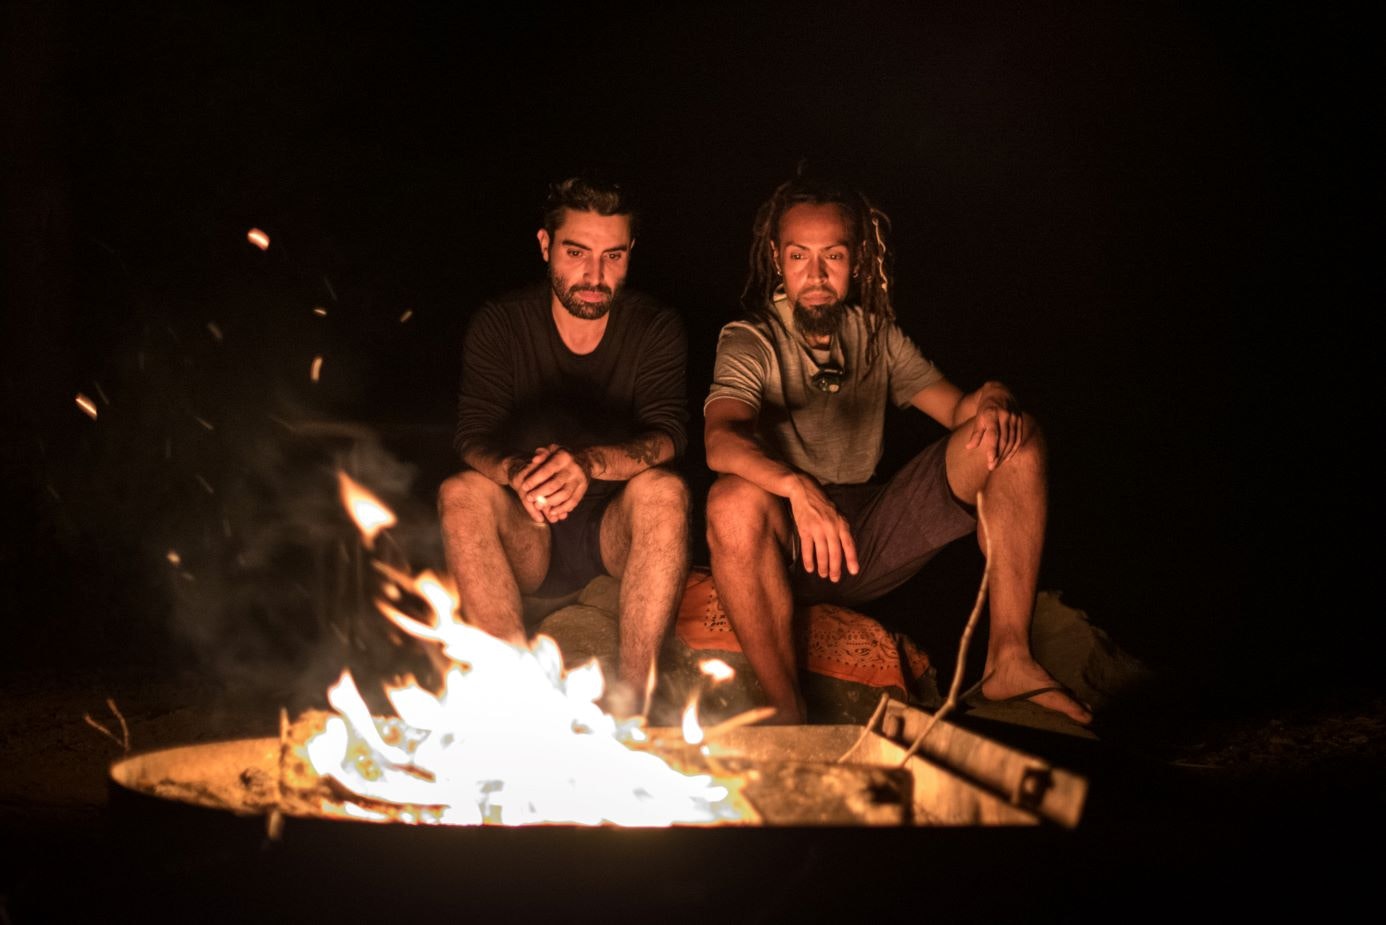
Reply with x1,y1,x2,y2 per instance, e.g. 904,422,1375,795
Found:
742,176,895,364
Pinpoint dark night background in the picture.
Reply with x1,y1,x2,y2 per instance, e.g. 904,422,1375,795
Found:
0,1,1380,915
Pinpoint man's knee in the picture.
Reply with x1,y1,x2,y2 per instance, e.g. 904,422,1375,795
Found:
1013,413,1047,473
438,469,505,521
705,475,781,552
621,467,691,522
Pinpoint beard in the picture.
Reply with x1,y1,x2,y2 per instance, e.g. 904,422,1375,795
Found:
792,290,846,340
550,269,617,320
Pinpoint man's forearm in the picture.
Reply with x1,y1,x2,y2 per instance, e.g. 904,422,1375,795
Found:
574,431,676,482
705,427,803,499
460,441,527,487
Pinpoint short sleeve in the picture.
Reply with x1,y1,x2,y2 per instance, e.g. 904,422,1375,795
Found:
704,322,773,415
883,323,943,407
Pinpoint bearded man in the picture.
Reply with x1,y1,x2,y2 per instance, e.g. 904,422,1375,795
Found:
703,175,1091,726
439,176,689,711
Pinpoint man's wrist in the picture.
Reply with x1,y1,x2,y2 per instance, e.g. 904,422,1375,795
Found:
503,454,528,485
570,447,599,479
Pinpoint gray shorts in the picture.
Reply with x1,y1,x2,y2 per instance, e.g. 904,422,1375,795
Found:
789,436,977,606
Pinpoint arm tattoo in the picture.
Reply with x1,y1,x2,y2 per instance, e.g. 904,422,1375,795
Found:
573,447,603,479
622,434,663,467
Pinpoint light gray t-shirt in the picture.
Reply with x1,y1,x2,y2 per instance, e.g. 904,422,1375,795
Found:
705,296,943,485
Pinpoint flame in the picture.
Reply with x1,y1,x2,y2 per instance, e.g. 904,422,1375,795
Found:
246,228,270,250
310,355,324,382
681,698,704,746
337,471,396,549
399,309,413,323
302,549,740,826
312,306,328,317
699,659,735,683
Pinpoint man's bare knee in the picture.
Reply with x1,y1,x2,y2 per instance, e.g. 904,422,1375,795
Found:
706,476,781,554
621,468,691,521
438,470,507,523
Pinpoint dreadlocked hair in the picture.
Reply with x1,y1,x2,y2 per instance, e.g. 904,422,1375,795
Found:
741,176,896,366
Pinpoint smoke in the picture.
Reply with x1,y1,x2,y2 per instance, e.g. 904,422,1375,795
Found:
159,402,448,708
25,226,458,708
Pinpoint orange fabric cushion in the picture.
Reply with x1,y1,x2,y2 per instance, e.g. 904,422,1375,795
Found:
676,566,930,691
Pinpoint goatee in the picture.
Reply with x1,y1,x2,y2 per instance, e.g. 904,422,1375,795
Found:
793,299,845,340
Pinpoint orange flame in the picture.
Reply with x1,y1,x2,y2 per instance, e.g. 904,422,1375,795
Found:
337,471,396,549
246,228,270,250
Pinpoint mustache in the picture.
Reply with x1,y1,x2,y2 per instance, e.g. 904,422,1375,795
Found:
568,284,612,295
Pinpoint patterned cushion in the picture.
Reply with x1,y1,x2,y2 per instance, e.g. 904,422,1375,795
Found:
676,566,931,692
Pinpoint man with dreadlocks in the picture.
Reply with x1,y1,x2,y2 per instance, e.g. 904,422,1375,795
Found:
439,176,690,716
703,176,1091,726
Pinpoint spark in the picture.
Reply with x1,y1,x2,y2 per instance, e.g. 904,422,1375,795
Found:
194,416,214,431
166,550,182,566
93,381,110,405
247,228,270,251
399,309,414,323
313,306,328,317
310,355,324,382
195,474,214,494
75,393,98,420
207,321,223,341
323,275,337,301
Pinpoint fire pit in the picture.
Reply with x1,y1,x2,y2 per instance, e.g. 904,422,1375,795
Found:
110,699,1085,829
105,701,1087,921
99,473,1088,920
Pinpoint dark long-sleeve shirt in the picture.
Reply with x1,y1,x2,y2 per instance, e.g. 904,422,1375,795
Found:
454,284,688,487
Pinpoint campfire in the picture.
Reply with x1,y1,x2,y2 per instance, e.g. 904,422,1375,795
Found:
111,472,1088,831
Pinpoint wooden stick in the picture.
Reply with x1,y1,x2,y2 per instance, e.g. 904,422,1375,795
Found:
82,714,123,749
898,490,992,766
83,698,131,752
106,697,130,752
834,692,892,763
701,706,779,740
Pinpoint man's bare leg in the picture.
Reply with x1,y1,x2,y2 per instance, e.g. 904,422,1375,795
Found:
945,418,1092,724
705,474,805,724
599,468,691,714
437,470,550,645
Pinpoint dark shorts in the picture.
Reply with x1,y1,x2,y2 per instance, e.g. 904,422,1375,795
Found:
789,436,977,606
532,484,618,598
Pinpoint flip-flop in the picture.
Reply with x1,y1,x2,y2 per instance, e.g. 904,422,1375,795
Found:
960,677,1088,711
